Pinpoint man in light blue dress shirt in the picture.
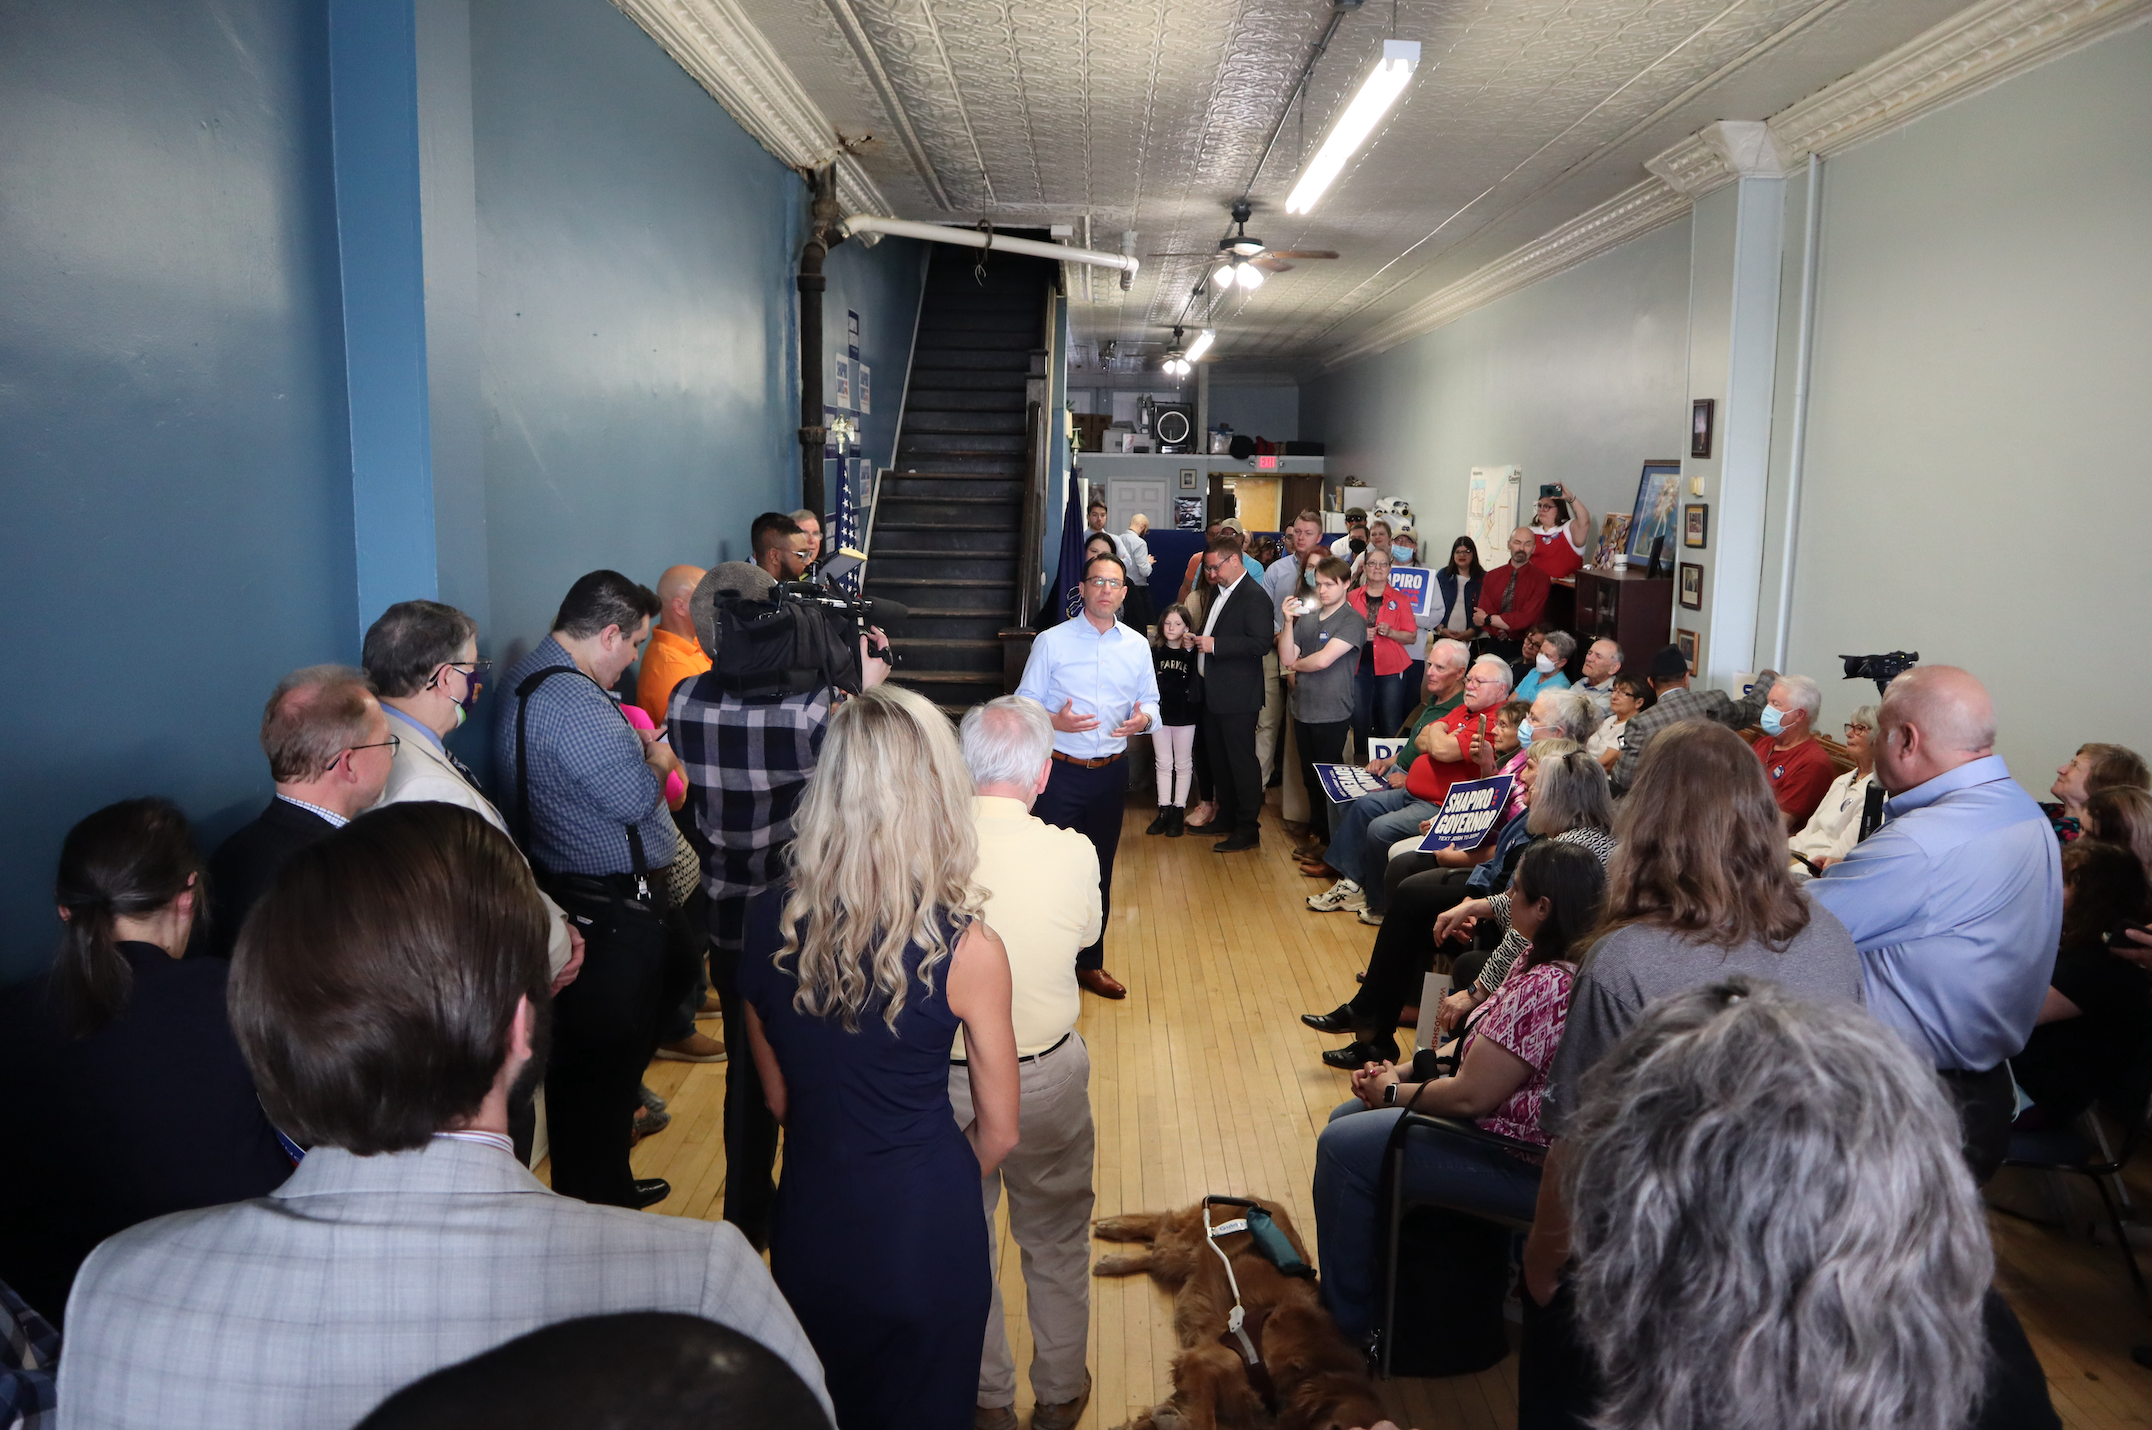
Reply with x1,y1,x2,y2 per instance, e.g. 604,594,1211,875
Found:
1017,551,1161,1000
1812,665,2061,1182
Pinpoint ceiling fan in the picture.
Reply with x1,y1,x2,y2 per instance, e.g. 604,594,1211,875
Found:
1147,200,1339,290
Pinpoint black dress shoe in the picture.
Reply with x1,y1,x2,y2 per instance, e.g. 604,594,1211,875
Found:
1321,1038,1400,1070
1213,831,1260,853
630,1177,672,1209
1301,1006,1358,1034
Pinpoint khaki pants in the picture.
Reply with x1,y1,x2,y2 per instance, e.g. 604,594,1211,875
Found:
949,1035,1096,1408
1255,650,1284,791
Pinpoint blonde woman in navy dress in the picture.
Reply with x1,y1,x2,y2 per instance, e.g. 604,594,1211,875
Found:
740,684,1021,1430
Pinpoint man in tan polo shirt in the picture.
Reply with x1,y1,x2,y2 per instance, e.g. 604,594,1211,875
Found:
950,696,1102,1430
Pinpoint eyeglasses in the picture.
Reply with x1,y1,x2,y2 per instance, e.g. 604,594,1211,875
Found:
340,736,401,765
448,659,493,675
1084,577,1126,589
1844,723,1872,734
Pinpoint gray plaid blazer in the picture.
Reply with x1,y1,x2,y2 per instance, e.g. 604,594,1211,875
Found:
56,1138,827,1429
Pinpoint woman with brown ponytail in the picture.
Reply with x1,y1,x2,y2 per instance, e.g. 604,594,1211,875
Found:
0,798,293,1326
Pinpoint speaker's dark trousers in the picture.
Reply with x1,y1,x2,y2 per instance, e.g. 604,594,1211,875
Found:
543,877,686,1207
1034,752,1129,972
1202,709,1262,838
708,893,779,1249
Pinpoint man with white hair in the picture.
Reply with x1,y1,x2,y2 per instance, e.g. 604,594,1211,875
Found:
1751,674,1834,830
1812,665,2062,1183
788,509,822,566
1576,638,1622,715
954,697,1101,1430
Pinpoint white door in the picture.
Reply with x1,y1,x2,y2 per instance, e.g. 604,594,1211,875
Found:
1107,478,1169,541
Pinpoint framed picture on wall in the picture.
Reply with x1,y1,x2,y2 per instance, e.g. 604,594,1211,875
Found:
1625,460,1683,562
1683,504,1708,548
1675,627,1700,677
1678,562,1704,610
1690,399,1715,459
1178,467,1200,492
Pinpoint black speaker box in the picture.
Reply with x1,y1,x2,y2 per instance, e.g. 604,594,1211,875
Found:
1149,403,1194,452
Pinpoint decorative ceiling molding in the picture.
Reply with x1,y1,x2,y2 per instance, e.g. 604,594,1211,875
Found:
610,0,887,215
1314,179,1692,374
1317,0,2150,371
1649,0,2152,196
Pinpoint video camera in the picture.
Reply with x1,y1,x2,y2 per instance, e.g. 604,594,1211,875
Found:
1840,650,1919,696
710,573,907,698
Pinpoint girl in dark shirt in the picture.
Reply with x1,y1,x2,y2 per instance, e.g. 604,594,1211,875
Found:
1148,604,1204,837
0,799,293,1326
2012,839,2152,1127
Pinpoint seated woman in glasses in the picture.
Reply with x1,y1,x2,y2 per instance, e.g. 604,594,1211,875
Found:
1788,703,1880,874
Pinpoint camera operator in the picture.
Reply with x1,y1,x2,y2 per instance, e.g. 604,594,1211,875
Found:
751,512,815,584
668,561,890,1250
495,571,687,1211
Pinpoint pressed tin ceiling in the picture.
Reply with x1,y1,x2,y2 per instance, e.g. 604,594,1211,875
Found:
625,0,2111,368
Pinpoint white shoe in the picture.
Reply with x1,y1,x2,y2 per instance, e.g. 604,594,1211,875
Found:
1357,908,1385,926
1308,879,1366,913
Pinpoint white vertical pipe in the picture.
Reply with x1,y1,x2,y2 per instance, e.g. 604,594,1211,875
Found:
1773,152,1823,671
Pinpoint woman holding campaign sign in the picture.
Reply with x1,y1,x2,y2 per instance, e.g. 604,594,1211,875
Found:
1351,549,1417,761
1310,839,1608,1343
1278,556,1367,831
1306,734,1608,1069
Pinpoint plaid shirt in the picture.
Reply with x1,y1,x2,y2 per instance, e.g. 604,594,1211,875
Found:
1,1277,56,1430
1608,674,1774,793
493,637,676,878
669,672,832,900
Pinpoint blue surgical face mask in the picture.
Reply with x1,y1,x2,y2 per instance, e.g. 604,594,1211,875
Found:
1516,717,1535,749
1391,544,1414,563
1760,705,1787,737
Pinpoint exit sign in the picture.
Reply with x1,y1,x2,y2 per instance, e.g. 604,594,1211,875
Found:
1256,454,1277,469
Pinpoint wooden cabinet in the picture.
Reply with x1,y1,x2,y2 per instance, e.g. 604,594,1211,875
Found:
1572,568,1674,674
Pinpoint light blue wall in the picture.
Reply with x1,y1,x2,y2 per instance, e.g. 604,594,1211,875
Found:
1300,219,1691,550
1774,23,2152,785
0,0,355,983
1209,382,1299,443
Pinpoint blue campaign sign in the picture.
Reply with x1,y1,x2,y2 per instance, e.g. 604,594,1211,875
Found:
1387,565,1433,615
1416,773,1515,852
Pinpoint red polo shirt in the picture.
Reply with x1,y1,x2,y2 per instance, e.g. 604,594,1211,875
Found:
1408,703,1502,805
1475,559,1550,636
1752,733,1837,827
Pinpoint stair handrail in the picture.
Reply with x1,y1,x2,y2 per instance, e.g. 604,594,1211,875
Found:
1014,289,1054,630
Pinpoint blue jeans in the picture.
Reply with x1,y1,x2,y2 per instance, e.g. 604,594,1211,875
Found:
1313,1099,1544,1344
1323,787,1439,910
1353,662,1412,758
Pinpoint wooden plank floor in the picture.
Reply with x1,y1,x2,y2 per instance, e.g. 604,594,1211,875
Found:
567,788,2152,1428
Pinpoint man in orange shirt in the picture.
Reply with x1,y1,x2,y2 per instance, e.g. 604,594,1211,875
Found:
635,565,710,727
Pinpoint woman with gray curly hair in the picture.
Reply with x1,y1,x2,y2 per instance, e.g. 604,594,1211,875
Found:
1535,976,2057,1430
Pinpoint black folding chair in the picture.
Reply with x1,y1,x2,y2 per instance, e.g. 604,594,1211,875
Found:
1999,1027,2152,1315
1370,1106,1543,1378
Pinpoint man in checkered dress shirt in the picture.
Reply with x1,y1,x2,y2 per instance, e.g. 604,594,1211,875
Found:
668,561,884,1249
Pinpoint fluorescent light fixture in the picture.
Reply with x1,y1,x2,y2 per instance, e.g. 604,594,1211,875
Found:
1235,263,1265,290
1184,329,1215,363
1285,39,1419,215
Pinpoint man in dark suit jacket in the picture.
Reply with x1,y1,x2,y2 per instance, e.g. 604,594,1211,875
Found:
1191,537,1275,852
205,666,396,957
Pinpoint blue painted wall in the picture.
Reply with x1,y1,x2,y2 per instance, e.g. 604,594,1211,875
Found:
470,0,804,672
0,0,355,983
824,236,929,477
0,0,925,980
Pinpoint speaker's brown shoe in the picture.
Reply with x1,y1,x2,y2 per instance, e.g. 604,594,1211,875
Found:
975,1407,1018,1430
1031,1373,1092,1430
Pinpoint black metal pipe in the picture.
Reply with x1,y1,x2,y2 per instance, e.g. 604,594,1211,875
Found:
798,166,844,518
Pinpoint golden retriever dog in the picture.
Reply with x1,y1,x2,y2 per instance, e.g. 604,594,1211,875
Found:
1094,1198,1386,1430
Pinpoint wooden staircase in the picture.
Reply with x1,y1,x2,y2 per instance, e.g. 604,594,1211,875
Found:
866,246,1056,715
